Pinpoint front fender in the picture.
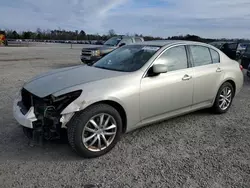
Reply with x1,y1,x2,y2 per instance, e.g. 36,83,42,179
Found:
60,96,127,115
59,96,128,128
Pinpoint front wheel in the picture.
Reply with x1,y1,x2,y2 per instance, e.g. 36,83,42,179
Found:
212,82,234,114
67,104,122,158
23,127,33,139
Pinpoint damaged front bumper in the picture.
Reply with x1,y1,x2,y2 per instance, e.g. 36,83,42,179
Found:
13,90,37,128
13,88,81,141
13,105,36,129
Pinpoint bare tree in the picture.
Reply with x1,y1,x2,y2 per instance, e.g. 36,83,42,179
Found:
108,29,116,37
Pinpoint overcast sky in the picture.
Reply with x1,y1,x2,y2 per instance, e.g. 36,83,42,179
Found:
1,0,250,38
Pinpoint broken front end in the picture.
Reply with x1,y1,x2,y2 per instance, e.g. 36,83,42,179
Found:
14,88,82,143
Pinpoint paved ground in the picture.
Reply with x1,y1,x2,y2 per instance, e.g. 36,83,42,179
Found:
0,44,250,188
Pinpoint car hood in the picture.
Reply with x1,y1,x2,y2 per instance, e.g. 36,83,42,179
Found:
24,65,127,98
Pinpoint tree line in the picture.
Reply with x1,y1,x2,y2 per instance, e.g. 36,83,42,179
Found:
1,28,249,43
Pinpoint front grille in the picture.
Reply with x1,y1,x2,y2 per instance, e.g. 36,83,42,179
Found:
21,88,32,110
82,50,92,56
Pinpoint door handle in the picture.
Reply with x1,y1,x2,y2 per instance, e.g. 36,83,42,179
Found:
182,74,192,81
216,68,222,72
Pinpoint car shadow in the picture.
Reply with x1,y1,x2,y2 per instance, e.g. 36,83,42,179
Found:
0,124,84,162
0,107,221,162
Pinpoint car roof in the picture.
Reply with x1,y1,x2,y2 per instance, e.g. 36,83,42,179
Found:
131,40,212,47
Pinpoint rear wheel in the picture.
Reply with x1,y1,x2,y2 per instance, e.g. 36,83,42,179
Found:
212,82,234,114
67,104,122,158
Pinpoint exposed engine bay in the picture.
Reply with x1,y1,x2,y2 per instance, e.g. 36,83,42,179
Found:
19,88,82,143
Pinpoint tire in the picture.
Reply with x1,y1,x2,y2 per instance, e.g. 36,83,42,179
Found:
23,127,33,139
81,59,86,64
67,104,122,158
212,82,234,114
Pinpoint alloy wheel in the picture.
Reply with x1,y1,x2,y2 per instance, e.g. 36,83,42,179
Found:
82,113,117,152
219,86,232,110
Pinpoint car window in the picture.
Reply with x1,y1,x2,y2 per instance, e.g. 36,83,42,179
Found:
119,38,133,45
104,37,122,46
209,48,220,63
189,45,212,67
135,38,143,42
155,45,188,72
228,43,237,50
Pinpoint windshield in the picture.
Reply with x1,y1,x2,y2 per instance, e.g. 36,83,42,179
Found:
104,37,122,46
93,45,161,72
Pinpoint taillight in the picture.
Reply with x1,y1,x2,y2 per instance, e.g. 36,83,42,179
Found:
240,65,243,71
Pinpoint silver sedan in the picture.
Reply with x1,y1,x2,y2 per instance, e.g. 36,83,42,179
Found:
13,40,244,158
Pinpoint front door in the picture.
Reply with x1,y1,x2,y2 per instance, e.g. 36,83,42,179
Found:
140,45,194,121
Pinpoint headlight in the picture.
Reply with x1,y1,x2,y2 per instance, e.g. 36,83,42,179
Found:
51,90,82,103
50,90,82,112
92,50,101,56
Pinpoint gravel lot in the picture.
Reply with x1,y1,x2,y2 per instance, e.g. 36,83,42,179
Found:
0,43,250,188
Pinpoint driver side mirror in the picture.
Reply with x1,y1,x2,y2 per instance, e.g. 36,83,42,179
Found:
118,43,126,47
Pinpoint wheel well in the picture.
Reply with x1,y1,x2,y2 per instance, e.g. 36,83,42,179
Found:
87,100,127,133
225,80,236,96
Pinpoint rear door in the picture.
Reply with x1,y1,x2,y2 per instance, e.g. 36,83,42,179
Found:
188,45,224,107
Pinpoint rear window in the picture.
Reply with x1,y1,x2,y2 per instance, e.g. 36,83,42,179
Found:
189,45,213,67
209,48,220,63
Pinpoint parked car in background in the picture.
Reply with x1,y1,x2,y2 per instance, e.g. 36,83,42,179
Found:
0,31,8,46
210,41,250,61
13,40,244,158
95,40,104,45
80,35,144,65
237,43,249,54
241,45,250,69
247,64,250,77
209,41,228,49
